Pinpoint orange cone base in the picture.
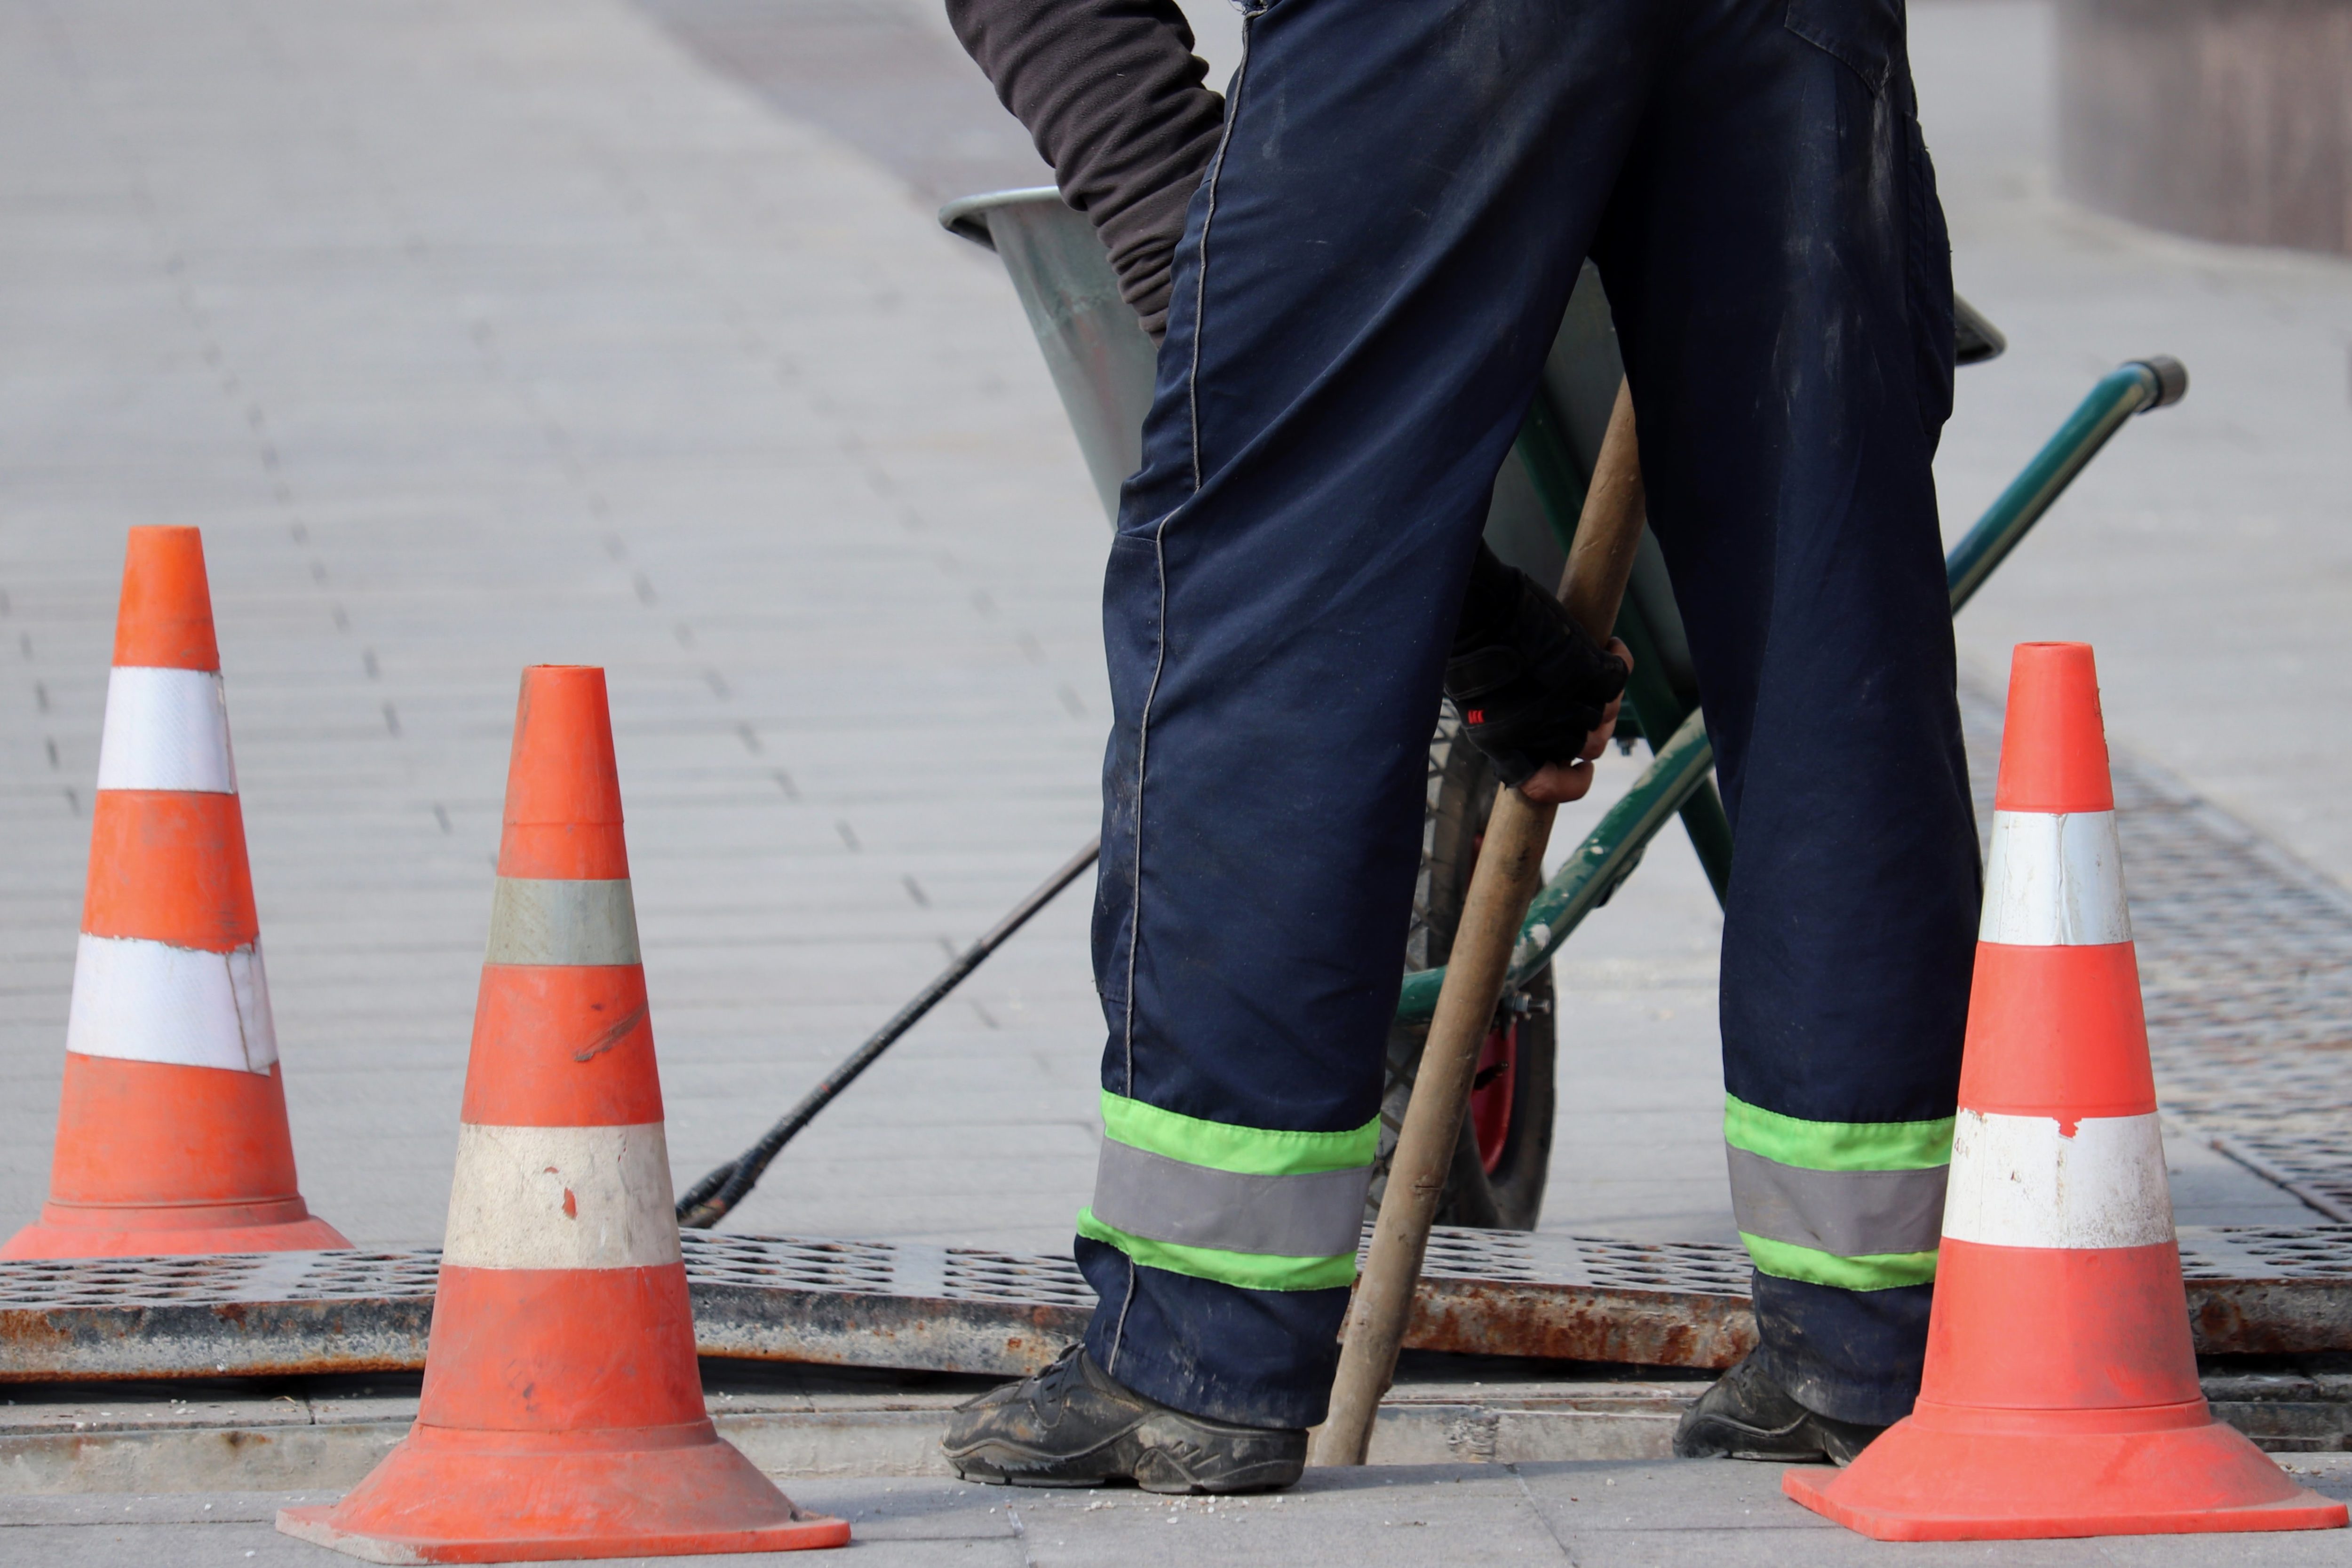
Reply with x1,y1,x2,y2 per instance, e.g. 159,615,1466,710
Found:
1,1200,350,1260
275,1420,850,1563
1784,1402,2348,1541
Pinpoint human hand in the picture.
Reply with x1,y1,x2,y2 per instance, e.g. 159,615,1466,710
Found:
1515,638,1631,806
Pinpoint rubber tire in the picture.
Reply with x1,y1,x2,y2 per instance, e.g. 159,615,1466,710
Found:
1364,712,1557,1231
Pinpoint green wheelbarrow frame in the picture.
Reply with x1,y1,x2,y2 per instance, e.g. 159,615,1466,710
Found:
1400,354,2187,1018
940,187,2185,1028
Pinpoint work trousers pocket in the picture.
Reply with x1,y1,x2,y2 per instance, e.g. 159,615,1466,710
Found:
1902,110,1956,437
1783,0,1955,437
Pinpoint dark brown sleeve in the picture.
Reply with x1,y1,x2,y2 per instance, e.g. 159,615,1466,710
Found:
945,0,1227,339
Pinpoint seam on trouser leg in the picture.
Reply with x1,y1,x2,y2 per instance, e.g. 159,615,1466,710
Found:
1107,1253,1135,1378
1108,4,1260,1381
1125,12,1258,1093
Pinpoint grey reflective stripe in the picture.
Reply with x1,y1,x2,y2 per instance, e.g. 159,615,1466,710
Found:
485,879,641,966
1091,1140,1372,1259
1726,1149,1948,1258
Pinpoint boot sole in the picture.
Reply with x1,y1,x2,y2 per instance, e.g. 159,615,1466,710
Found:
1672,1418,1827,1465
947,1436,1303,1496
1133,1449,1304,1495
945,1439,1126,1489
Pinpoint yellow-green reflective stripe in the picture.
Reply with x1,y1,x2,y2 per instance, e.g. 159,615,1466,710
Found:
1741,1232,1939,1291
1099,1092,1379,1177
1723,1095,1953,1172
1077,1209,1357,1292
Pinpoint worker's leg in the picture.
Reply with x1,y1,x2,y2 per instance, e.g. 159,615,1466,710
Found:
1594,1,1979,1427
1077,0,1673,1430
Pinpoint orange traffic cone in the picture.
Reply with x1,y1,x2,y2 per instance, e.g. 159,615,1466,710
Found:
4,527,347,1260
1785,642,2346,1540
278,666,848,1561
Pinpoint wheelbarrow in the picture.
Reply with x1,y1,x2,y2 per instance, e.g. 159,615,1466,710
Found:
940,186,2183,1233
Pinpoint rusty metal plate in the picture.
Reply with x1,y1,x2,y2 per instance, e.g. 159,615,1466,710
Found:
5,1225,2349,1383
2179,1225,2352,1357
1408,1230,1759,1369
0,1235,1093,1383
0,1251,438,1381
1411,1226,2352,1367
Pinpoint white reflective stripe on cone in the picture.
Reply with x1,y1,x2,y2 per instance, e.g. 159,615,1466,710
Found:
484,878,641,966
95,667,237,794
441,1122,683,1270
1941,1109,2175,1250
65,933,278,1073
1979,810,2130,947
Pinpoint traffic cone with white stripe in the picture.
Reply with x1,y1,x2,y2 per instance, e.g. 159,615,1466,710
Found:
4,527,347,1260
1785,642,2345,1540
278,665,848,1561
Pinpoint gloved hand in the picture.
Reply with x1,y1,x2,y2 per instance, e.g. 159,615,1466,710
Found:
1445,543,1630,790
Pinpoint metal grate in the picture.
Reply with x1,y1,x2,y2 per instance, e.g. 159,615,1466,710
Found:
683,1234,901,1294
2178,1225,2352,1279
0,1250,437,1310
942,1246,1095,1307
9,1225,2345,1382
680,1232,1092,1308
1961,682,2352,1223
1420,1228,1754,1296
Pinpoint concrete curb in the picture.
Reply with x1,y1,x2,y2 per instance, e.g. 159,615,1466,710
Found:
0,1382,1689,1495
8,1365,2341,1496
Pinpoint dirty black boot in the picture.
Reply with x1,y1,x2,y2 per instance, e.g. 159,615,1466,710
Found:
943,1345,1306,1494
1672,1353,1886,1465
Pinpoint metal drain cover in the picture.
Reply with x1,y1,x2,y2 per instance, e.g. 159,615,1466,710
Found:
4,1225,2348,1382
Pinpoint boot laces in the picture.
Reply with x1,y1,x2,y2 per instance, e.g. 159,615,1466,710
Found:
1032,1342,1090,1407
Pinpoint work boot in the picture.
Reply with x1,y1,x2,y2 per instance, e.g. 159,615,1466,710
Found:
1672,1353,1887,1465
943,1345,1306,1494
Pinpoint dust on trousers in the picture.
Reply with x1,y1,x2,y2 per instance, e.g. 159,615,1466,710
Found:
1078,0,1980,1432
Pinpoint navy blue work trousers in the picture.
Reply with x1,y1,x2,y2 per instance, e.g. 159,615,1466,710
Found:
1078,0,1981,1430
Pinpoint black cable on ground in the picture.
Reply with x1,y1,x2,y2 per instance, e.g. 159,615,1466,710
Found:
677,838,1102,1229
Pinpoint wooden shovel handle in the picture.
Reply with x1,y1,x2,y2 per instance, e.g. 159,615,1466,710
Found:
1559,380,1645,642
1311,380,1645,1468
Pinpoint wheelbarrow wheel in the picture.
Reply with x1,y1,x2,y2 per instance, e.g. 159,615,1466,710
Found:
1366,711,1557,1231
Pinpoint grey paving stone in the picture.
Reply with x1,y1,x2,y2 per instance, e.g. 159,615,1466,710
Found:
2,1461,2350,1566
0,0,1115,1254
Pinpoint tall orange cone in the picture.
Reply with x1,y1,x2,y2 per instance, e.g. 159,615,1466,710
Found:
278,666,848,1561
1785,642,2346,1541
5,527,347,1260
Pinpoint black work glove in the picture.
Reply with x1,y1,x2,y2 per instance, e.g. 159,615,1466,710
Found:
1444,542,1629,789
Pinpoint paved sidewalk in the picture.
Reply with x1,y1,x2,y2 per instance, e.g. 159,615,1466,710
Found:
0,0,1115,1252
1913,3,2352,878
6,1457,2352,1566
10,1352,2349,1497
